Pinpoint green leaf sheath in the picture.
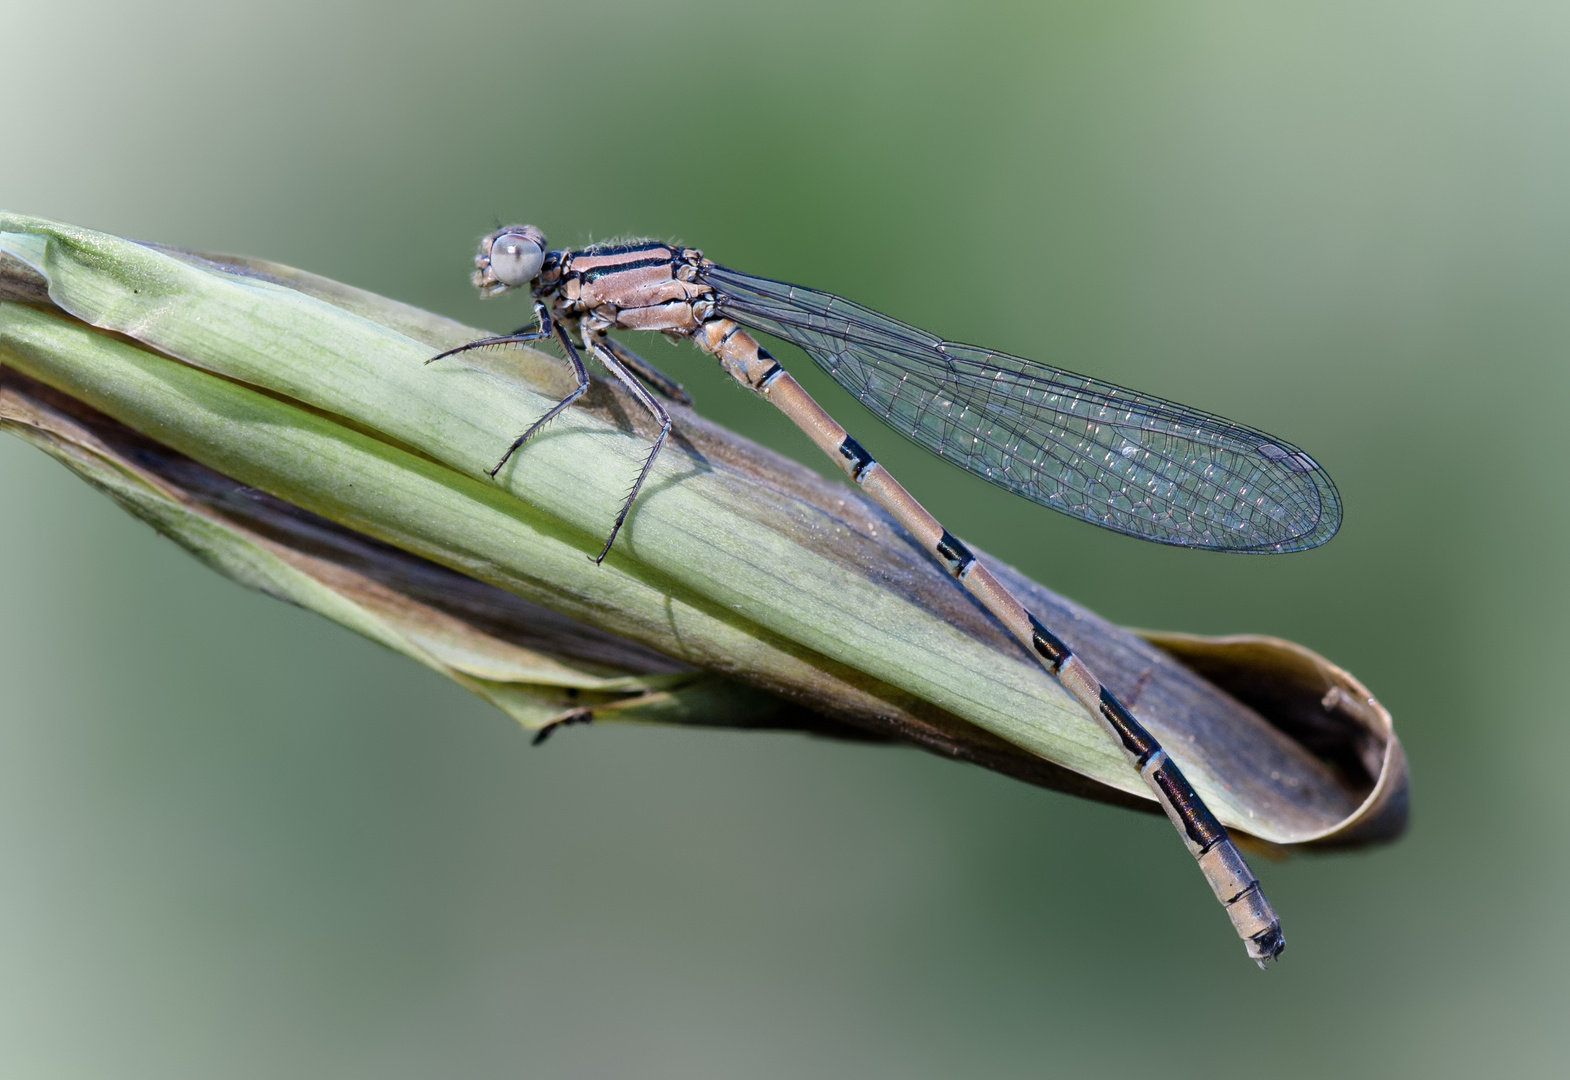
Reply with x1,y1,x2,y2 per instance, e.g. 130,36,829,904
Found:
1,215,1405,845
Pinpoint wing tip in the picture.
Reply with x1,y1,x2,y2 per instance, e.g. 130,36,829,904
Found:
1214,466,1344,554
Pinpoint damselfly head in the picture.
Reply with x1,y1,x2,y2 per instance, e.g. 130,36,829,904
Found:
472,224,548,296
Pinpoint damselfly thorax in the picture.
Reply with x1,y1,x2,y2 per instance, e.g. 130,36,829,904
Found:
536,241,782,389
430,223,1344,967
545,243,707,326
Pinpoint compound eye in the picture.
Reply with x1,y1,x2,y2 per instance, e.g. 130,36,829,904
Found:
489,233,545,286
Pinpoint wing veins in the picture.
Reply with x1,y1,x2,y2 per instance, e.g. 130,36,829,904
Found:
703,264,1339,551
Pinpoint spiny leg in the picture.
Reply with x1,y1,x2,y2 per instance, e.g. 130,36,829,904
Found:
426,300,555,365
600,335,693,405
425,301,590,475
487,317,591,477
585,331,671,564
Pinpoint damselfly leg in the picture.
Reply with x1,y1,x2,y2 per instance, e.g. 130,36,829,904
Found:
425,300,591,474
581,321,671,563
426,299,558,365
484,317,592,478
601,335,692,406
428,295,681,557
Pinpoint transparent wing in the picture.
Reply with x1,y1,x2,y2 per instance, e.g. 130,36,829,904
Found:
703,264,1340,552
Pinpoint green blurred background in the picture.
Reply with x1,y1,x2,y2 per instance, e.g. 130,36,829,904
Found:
2,1,1564,1075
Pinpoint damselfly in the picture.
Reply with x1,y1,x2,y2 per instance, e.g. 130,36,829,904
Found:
431,225,1343,966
